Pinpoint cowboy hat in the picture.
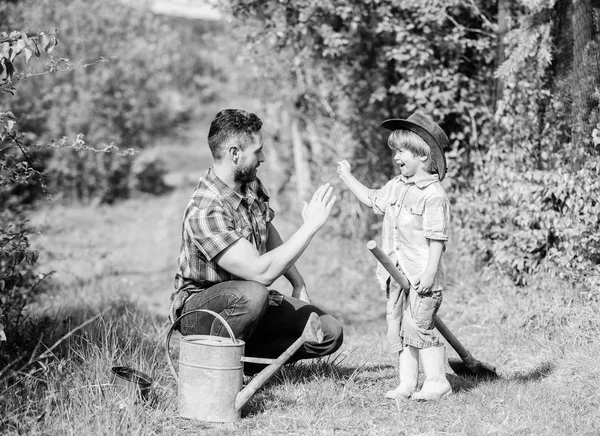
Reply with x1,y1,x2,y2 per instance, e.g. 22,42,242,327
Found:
381,112,448,181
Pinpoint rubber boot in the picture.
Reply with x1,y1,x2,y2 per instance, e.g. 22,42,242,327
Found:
411,345,452,401
385,346,419,399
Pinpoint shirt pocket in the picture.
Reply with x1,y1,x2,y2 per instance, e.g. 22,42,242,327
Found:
236,224,253,241
400,200,425,231
384,198,399,222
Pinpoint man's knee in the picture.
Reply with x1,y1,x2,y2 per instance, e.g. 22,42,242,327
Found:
239,280,270,316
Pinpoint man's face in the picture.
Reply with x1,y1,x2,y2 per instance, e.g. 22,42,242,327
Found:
234,132,265,184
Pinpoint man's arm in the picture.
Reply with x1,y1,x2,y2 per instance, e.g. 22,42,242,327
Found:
266,222,310,302
215,184,335,287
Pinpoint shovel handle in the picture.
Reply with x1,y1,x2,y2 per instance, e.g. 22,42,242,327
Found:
433,316,475,364
367,241,411,290
366,240,476,364
165,309,238,382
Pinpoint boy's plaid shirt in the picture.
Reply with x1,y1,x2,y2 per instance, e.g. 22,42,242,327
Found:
170,167,275,321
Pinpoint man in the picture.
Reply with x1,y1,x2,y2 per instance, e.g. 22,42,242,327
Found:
170,109,343,373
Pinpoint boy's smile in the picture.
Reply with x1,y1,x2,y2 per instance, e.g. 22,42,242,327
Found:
394,148,425,178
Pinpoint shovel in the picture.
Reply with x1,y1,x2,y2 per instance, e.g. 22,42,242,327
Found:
367,240,498,379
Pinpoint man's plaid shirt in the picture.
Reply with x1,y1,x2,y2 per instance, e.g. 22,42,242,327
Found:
170,167,275,321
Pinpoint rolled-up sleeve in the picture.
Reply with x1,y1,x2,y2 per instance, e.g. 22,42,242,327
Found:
368,178,397,216
422,195,450,241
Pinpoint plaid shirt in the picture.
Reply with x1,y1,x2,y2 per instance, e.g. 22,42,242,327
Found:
369,173,450,292
170,167,275,321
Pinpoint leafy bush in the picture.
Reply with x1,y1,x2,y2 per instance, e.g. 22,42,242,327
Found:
227,0,600,290
130,152,172,196
0,29,58,343
6,0,222,204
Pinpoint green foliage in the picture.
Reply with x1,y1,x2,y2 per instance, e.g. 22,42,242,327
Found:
130,152,172,196
0,29,58,344
229,0,600,288
6,0,221,204
455,0,600,287
229,0,498,237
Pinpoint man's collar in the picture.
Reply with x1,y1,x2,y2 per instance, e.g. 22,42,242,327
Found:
205,167,260,209
398,173,440,188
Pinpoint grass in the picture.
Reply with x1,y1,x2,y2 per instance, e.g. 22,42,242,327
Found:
2,137,600,435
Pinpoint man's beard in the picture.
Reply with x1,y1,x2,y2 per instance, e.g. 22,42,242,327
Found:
234,163,257,184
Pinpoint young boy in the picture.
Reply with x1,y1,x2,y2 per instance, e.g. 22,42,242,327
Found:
337,111,452,401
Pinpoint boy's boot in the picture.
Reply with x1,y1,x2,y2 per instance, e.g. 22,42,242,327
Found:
411,345,452,401
385,346,419,399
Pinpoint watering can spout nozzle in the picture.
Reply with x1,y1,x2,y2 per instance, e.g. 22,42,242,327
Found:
235,312,324,411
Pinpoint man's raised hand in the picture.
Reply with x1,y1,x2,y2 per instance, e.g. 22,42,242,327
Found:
302,183,336,232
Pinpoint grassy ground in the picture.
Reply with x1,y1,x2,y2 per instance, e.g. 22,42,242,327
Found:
2,125,600,435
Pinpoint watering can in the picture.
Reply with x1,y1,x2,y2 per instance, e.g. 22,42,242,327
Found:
166,308,324,422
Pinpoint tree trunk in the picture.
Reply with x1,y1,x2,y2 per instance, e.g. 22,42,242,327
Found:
494,0,510,112
291,117,311,200
571,0,600,149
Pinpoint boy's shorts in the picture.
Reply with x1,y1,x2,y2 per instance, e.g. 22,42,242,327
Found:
386,278,443,351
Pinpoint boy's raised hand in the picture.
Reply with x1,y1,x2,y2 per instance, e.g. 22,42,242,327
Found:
337,160,352,180
301,183,336,232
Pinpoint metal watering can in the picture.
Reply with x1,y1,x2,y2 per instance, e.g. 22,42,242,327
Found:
166,309,323,422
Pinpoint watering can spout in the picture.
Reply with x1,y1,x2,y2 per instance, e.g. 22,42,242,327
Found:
235,312,324,411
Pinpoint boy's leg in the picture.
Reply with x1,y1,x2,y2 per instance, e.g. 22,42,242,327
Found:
384,278,408,397
179,280,270,340
411,345,452,400
385,345,419,399
385,278,405,354
402,288,452,400
244,295,343,362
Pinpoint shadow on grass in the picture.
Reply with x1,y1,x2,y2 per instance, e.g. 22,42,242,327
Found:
1,295,169,383
448,360,555,394
241,359,396,418
508,360,556,382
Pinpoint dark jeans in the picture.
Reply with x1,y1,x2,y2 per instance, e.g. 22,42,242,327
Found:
179,280,343,368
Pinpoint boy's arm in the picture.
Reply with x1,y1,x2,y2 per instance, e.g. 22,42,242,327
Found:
337,160,372,207
415,239,444,294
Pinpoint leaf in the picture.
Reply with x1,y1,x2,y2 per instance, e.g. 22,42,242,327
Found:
0,42,9,59
25,250,39,264
0,59,6,82
39,33,50,53
0,324,5,342
12,38,26,58
25,39,41,58
23,47,32,63
46,36,57,53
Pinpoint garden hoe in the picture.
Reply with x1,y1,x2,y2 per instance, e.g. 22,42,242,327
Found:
367,240,498,379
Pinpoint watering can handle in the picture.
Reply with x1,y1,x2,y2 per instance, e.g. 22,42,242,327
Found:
165,308,238,382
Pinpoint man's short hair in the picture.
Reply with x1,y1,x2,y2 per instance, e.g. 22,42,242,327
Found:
208,109,263,160
388,130,437,175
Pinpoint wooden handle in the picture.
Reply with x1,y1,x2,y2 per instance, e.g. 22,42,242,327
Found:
433,316,476,365
367,240,474,362
366,240,410,290
235,312,322,411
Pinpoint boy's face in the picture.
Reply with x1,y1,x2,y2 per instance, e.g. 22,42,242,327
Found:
393,147,425,178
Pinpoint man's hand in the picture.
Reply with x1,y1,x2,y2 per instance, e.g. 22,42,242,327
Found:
292,283,311,303
302,183,336,232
